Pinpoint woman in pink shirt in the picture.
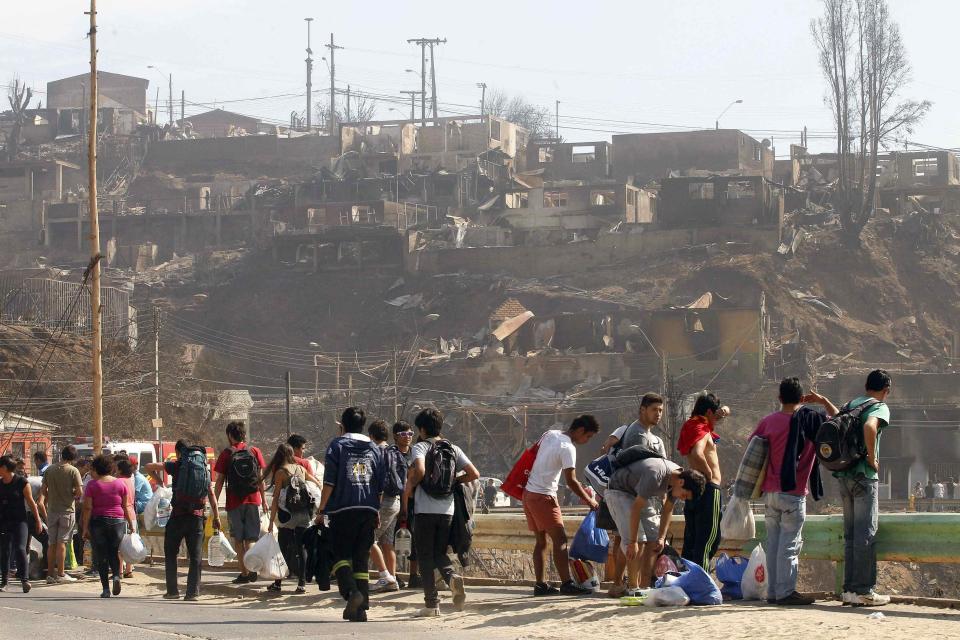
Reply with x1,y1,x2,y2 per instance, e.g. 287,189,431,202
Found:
81,454,135,598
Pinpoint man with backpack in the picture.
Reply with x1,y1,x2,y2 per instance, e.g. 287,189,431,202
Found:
748,377,829,606
596,393,668,596
145,439,221,601
213,421,267,585
316,407,386,622
400,408,479,617
809,369,892,607
523,414,600,597
368,420,407,593
606,446,705,595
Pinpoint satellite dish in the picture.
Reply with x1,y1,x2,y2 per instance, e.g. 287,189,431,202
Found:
762,139,772,149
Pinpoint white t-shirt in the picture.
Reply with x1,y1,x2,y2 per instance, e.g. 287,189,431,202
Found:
412,438,472,516
525,430,576,497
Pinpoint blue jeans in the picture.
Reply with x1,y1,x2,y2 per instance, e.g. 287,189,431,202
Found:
838,475,879,594
763,492,806,600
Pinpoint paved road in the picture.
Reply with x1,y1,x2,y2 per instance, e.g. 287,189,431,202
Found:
3,569,958,640
0,573,518,640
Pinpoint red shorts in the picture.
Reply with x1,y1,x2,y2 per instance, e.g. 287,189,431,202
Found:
522,490,564,532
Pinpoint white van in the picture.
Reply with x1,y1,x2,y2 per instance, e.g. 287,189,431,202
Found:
73,441,159,468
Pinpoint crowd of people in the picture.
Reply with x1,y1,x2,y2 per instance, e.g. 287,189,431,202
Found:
0,368,902,614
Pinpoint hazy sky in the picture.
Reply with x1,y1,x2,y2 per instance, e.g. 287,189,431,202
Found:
4,0,957,156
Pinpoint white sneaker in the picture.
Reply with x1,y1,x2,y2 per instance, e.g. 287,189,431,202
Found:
59,574,77,583
841,591,857,605
415,607,440,618
370,577,399,593
46,576,60,584
851,591,890,607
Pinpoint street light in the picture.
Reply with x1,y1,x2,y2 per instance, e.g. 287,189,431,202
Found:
147,65,173,126
715,99,743,130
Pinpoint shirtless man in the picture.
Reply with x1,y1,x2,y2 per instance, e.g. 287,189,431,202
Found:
676,393,727,570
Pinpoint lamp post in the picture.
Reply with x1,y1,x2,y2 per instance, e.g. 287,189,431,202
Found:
147,65,173,126
716,99,743,130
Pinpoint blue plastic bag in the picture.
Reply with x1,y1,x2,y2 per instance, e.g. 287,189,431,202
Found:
570,510,610,563
655,559,722,606
715,553,747,600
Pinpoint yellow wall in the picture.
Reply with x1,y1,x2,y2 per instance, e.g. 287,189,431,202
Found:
649,308,762,381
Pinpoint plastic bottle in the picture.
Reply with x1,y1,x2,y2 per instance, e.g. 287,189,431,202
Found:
395,526,412,558
156,497,172,528
207,532,226,567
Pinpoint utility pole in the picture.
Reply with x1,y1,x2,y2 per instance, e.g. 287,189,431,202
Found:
476,82,487,115
346,85,351,122
428,40,443,123
285,371,292,437
86,0,104,455
555,99,560,140
407,38,445,126
154,307,161,441
400,90,421,121
305,18,313,132
168,72,173,126
180,90,184,127
325,33,343,136
392,350,399,422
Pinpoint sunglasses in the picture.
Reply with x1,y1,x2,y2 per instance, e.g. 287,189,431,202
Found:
396,431,414,437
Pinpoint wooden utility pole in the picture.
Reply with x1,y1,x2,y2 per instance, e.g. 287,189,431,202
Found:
285,371,292,437
87,0,104,454
154,306,161,441
392,350,399,422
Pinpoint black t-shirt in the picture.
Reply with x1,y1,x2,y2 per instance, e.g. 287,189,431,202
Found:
0,475,28,525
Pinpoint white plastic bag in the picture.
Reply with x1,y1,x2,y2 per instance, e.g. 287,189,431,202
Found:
644,586,690,607
741,544,768,600
244,533,288,580
120,532,148,564
29,536,43,556
207,531,236,567
720,496,756,541
259,511,271,536
143,487,173,531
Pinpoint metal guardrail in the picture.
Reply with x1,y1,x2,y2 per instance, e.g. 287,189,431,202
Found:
471,512,960,569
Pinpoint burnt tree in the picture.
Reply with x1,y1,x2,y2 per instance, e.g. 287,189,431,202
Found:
811,0,930,246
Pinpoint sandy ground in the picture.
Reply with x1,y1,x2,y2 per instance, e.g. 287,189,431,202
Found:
1,568,956,640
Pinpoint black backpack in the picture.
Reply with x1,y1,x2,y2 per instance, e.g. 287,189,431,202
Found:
227,446,260,497
383,445,408,498
420,440,458,497
814,399,879,472
285,468,315,513
613,444,666,469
